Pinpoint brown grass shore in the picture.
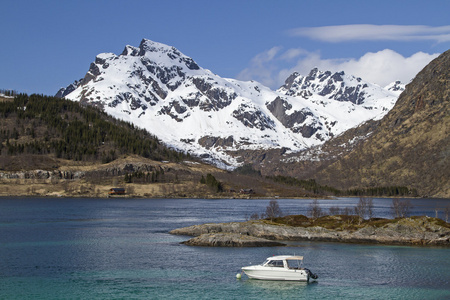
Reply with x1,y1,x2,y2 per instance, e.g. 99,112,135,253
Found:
0,154,323,199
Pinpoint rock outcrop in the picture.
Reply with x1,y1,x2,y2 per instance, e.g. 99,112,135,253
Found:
170,216,450,246
181,233,286,247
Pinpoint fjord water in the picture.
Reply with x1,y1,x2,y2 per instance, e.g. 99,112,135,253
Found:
1,197,449,299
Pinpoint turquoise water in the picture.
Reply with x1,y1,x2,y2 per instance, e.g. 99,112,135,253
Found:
1,197,449,299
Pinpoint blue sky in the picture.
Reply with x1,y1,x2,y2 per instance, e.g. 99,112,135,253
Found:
1,0,450,95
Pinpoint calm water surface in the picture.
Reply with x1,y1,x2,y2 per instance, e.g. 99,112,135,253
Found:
0,197,449,299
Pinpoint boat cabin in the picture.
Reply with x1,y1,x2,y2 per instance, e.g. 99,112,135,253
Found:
263,255,304,269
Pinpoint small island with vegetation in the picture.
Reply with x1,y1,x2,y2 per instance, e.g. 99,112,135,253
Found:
170,198,450,247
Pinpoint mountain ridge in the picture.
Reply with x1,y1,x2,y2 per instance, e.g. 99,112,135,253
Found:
57,39,403,168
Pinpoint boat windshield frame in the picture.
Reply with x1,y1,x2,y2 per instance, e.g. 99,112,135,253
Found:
285,258,303,269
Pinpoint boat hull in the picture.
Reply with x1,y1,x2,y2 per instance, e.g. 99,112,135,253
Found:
242,266,310,281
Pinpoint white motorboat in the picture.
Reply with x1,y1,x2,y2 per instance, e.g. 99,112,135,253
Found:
241,255,318,281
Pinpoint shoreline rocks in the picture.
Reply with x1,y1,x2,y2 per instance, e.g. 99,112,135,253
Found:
170,216,450,247
181,233,286,247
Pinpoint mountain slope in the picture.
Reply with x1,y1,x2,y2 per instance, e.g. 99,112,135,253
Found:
58,39,402,168
309,50,450,197
0,94,185,170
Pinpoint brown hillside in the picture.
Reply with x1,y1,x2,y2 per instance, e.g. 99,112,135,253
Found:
313,50,450,197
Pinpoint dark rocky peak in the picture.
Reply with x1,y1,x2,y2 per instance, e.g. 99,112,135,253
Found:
278,68,377,104
386,80,405,92
304,69,344,84
318,71,332,82
124,39,201,70
78,62,102,86
267,97,320,138
280,72,300,90
138,39,182,59
55,79,82,98
138,39,166,55
189,77,237,111
331,71,345,82
182,57,200,70
305,67,320,81
285,68,344,88
121,45,139,56
95,56,107,65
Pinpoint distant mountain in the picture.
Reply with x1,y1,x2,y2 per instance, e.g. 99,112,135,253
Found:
272,49,449,198
278,68,403,106
57,39,403,168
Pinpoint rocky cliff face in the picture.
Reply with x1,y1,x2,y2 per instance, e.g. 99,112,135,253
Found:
57,39,402,168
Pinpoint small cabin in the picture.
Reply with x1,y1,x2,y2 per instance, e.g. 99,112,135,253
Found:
109,188,126,196
240,188,254,194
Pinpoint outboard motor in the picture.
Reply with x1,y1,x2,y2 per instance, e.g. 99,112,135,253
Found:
304,268,318,280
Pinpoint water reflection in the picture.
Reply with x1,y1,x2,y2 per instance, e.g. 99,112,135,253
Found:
243,279,311,291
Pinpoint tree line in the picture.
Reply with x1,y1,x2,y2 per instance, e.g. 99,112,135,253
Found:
124,170,165,183
266,175,416,197
345,186,418,197
249,197,416,222
200,173,223,192
0,94,187,163
0,89,18,97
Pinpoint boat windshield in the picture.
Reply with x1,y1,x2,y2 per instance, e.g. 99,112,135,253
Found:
265,260,284,267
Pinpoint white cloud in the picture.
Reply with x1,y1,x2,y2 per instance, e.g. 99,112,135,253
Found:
237,46,283,88
279,48,306,60
332,50,440,86
288,24,450,43
237,48,439,88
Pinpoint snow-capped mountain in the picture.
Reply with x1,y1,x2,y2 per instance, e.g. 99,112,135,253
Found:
279,68,402,106
57,39,404,168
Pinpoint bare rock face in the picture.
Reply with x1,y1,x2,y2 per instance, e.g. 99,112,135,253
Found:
181,233,286,247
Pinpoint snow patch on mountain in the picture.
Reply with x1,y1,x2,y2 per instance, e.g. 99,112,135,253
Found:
58,39,404,168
